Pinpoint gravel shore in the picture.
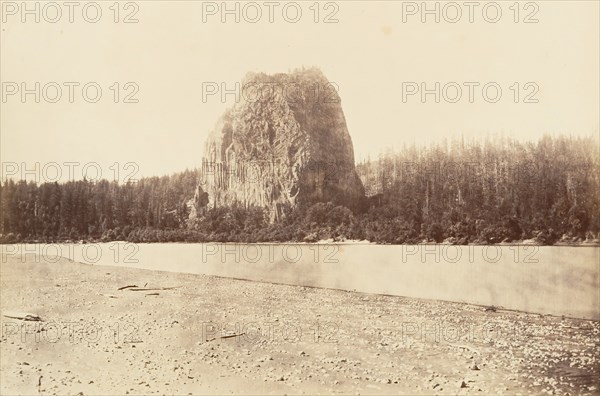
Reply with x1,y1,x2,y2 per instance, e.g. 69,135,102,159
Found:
1,255,598,395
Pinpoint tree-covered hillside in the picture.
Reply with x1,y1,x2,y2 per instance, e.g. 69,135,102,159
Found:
1,135,598,244
355,135,599,244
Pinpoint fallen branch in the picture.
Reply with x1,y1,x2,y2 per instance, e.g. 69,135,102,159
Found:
205,332,246,342
3,311,42,321
117,285,138,291
128,287,179,292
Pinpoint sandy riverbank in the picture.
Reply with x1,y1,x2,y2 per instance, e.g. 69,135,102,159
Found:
1,255,598,395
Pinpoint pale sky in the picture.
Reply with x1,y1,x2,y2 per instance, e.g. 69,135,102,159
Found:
1,0,599,180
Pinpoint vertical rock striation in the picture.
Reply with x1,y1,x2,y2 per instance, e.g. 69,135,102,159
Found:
191,68,365,221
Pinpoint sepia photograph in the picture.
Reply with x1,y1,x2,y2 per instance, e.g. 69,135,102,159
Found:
0,1,599,395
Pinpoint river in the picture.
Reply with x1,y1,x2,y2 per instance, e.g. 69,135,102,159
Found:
2,243,598,320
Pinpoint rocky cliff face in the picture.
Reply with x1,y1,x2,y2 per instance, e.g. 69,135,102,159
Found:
191,68,365,221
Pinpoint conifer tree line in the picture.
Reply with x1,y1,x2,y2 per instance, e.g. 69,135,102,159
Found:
1,135,598,244
354,135,599,244
0,169,199,243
